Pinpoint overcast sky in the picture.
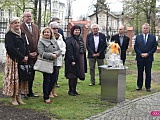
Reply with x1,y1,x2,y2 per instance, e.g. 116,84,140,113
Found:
60,0,123,20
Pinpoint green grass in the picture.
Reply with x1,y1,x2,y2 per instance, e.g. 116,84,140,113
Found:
0,53,160,119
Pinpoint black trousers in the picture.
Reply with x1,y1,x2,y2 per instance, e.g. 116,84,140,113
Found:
68,79,77,93
137,61,152,89
28,69,35,95
43,66,57,100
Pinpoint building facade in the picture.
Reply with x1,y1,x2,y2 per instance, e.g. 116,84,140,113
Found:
88,10,122,38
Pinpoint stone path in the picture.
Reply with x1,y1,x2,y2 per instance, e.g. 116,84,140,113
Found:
85,92,160,120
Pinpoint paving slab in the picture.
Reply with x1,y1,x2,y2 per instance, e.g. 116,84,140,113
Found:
85,92,160,120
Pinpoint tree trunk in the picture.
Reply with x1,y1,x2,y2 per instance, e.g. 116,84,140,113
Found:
44,0,47,27
38,0,41,29
33,0,38,24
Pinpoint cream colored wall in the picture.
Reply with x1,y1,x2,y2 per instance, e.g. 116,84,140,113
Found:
89,11,121,35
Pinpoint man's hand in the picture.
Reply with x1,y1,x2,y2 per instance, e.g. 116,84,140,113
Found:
72,62,76,66
141,53,149,58
23,56,28,63
92,53,100,57
29,52,37,58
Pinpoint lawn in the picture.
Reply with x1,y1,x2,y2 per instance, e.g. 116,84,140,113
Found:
0,53,160,119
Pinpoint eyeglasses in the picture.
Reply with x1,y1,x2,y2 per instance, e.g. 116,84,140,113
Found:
52,28,58,30
24,16,32,18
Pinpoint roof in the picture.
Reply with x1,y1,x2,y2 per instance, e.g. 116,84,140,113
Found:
70,20,90,28
88,10,119,19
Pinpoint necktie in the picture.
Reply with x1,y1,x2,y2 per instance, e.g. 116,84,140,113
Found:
144,34,147,44
120,36,123,46
28,24,32,33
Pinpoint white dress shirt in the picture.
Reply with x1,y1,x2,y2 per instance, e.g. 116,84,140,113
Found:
94,35,99,52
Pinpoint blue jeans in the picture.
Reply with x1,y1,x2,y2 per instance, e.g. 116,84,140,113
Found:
43,66,57,100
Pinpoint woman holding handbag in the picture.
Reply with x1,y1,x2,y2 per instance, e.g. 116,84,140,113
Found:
38,27,61,104
3,17,29,105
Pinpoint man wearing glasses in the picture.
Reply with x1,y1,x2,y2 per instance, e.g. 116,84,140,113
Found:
20,11,40,98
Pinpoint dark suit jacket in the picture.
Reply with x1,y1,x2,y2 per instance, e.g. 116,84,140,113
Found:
134,34,157,62
111,34,130,60
86,32,107,59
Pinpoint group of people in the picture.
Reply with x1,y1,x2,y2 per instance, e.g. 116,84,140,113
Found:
2,10,158,105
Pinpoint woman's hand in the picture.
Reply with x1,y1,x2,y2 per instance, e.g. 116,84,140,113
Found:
52,54,57,59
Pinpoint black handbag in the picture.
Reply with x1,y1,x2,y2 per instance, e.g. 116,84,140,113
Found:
18,64,33,81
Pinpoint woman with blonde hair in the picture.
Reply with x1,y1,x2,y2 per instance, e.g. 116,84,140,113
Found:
3,17,29,105
38,27,61,103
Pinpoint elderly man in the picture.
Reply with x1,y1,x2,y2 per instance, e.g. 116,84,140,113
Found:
86,23,107,86
20,11,40,97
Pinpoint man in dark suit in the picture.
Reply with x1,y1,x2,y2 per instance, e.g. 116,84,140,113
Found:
111,25,130,65
20,11,40,97
86,24,107,86
134,23,157,92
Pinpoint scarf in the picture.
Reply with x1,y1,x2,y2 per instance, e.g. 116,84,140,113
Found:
73,35,85,54
10,28,21,37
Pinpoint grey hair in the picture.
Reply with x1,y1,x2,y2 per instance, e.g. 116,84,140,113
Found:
49,21,59,28
91,23,99,29
142,23,150,28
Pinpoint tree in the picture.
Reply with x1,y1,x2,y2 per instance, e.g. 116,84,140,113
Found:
93,0,107,24
123,0,157,35
0,0,41,28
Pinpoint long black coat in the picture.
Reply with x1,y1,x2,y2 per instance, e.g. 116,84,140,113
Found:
65,36,86,80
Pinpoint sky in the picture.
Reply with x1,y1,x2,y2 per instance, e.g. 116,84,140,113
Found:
60,0,123,20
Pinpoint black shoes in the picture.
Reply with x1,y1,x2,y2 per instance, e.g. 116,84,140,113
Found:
27,93,39,97
68,91,76,96
136,87,151,92
74,91,80,95
136,87,142,91
68,91,80,96
146,89,151,92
